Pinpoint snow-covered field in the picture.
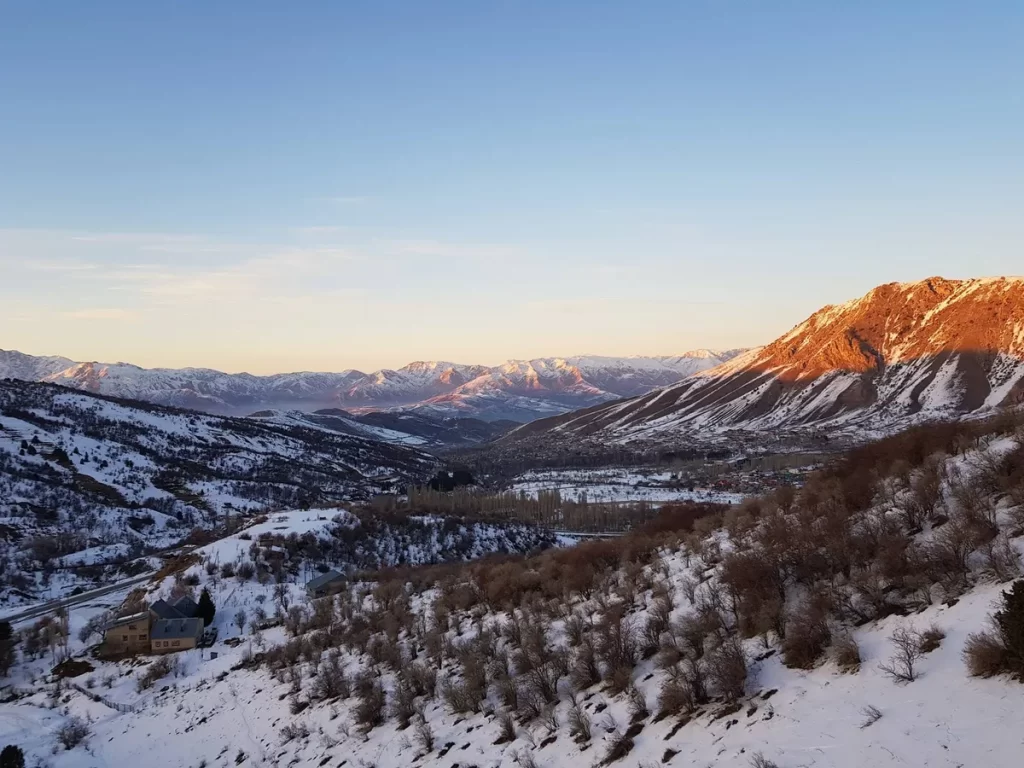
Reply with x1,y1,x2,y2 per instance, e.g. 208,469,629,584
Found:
509,467,746,505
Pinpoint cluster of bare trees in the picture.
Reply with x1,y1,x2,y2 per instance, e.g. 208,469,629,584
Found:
403,484,667,532
711,414,1024,674
246,499,743,751
223,413,1024,755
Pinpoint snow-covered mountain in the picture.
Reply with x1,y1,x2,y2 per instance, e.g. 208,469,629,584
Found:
510,277,1024,444
0,350,744,422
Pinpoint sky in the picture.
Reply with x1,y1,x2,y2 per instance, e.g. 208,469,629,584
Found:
1,2,1023,374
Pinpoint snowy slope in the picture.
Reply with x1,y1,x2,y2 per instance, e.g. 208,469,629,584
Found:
512,277,1024,444
3,426,1024,768
0,379,437,604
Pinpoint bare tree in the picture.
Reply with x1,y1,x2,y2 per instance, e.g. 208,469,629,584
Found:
878,627,923,683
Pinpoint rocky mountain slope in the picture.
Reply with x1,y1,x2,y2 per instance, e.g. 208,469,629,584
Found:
0,379,436,603
510,277,1024,444
0,350,746,422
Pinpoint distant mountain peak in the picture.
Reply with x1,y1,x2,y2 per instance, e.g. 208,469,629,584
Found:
509,276,1024,443
0,348,743,422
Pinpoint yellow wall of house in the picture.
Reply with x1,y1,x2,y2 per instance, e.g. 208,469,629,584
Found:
103,620,150,653
151,636,198,654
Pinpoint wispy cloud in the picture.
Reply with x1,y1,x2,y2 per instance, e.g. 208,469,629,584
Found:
25,258,99,272
62,308,137,320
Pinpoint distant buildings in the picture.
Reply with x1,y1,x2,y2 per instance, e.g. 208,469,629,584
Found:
306,570,345,598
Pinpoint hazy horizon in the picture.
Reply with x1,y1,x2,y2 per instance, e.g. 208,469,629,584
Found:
3,340,757,377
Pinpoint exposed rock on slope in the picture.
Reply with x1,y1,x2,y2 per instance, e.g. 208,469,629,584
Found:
510,277,1024,443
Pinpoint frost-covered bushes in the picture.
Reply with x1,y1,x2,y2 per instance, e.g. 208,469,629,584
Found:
55,717,90,750
965,579,1024,680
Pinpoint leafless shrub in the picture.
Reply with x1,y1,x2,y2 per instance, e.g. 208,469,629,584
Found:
706,637,748,702
595,612,637,688
540,703,559,734
279,721,310,743
980,534,1022,581
352,671,386,733
311,650,349,701
564,614,587,647
601,730,635,765
136,655,177,692
878,627,923,683
963,630,1007,677
390,674,417,728
406,661,437,699
626,684,649,722
860,704,882,729
569,640,601,692
567,700,592,743
656,667,695,717
605,664,633,697
918,624,945,654
55,717,90,750
782,599,831,670
415,715,434,752
513,749,540,768
441,649,488,714
495,710,517,744
749,753,780,768
831,633,861,673
441,676,480,714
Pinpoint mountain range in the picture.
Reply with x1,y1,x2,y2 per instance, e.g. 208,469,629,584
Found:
0,350,745,423
510,277,1024,445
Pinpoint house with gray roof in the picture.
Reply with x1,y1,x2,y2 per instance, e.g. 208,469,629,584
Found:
306,570,345,598
151,617,204,654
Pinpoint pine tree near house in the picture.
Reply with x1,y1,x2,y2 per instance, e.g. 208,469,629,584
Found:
994,579,1024,677
0,622,15,677
0,745,25,768
197,588,216,627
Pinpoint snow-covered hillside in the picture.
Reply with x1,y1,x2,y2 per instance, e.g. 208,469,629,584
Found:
0,379,436,605
0,349,745,422
3,415,1023,768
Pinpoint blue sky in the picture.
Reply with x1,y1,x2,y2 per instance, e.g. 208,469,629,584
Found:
2,1,1022,373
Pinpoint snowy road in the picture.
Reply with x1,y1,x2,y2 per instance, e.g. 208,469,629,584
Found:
1,572,153,626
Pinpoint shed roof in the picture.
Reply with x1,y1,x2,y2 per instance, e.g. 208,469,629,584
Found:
151,617,204,641
306,570,344,591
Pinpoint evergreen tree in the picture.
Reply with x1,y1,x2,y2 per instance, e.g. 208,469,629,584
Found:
0,622,14,677
994,579,1024,676
0,745,24,768
197,588,216,627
